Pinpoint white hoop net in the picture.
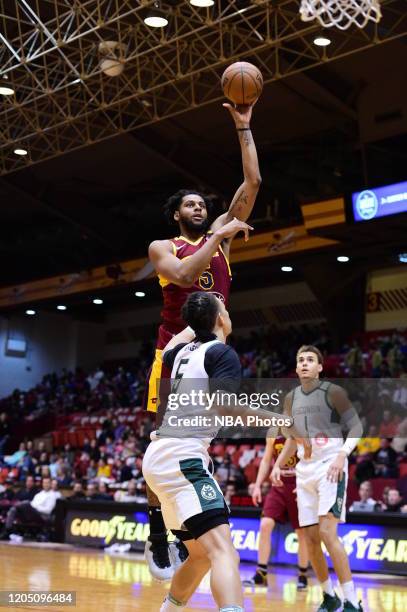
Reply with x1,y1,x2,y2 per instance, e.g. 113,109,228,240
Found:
299,0,382,30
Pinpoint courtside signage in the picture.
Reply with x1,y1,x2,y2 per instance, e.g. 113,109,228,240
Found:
229,518,407,575
352,180,407,222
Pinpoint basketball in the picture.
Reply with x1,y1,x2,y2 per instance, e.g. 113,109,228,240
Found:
221,62,263,106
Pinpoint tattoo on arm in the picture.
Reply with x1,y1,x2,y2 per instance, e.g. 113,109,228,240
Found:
239,130,253,146
232,189,249,214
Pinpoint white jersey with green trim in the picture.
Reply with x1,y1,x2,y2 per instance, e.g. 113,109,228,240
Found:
291,381,344,462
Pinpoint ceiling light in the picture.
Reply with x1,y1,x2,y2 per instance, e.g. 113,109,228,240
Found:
0,78,14,96
281,266,293,272
14,148,28,156
93,298,103,305
57,305,67,311
26,309,36,316
313,35,331,47
135,291,146,297
337,256,350,263
144,2,168,27
190,0,215,6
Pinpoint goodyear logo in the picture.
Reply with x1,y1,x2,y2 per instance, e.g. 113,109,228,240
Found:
70,515,149,545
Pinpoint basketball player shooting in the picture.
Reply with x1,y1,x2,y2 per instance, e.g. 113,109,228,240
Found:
271,346,364,612
145,101,261,580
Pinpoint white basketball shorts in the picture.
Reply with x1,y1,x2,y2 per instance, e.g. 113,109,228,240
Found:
295,455,348,527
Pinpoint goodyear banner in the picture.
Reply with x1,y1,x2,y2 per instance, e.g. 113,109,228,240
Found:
64,503,407,575
229,517,407,575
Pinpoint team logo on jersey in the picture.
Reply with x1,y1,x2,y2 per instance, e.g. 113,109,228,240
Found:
201,484,217,501
314,433,328,446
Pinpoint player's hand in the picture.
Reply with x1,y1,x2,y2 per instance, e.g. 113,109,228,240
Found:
215,217,253,242
251,484,262,506
223,102,255,128
270,465,283,487
326,452,346,483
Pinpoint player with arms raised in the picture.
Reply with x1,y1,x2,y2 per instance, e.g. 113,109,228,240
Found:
145,101,261,579
272,346,363,612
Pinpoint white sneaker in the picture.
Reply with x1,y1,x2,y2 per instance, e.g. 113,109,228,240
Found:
169,539,189,570
9,534,23,544
145,540,174,582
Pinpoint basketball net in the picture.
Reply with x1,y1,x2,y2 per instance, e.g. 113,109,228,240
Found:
299,0,382,30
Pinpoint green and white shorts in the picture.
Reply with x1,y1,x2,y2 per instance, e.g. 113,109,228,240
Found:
142,436,227,533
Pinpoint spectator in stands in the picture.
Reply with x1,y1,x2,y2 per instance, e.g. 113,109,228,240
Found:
15,475,38,502
349,481,378,512
0,479,15,504
70,482,85,499
95,481,113,501
89,439,100,462
96,458,111,480
114,479,145,503
346,342,363,377
382,488,406,513
0,412,10,456
215,455,245,489
3,477,61,538
379,410,398,437
371,344,383,377
86,460,97,481
224,482,237,505
374,438,399,478
84,483,98,500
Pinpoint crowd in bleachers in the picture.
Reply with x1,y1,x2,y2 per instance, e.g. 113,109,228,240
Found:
1,326,407,541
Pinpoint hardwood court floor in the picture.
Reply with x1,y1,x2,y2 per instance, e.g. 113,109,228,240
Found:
1,543,406,611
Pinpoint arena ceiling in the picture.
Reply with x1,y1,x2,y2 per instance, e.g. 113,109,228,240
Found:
0,0,407,289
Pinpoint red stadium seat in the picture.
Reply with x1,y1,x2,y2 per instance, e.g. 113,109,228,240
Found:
398,463,407,478
348,464,357,481
371,478,397,501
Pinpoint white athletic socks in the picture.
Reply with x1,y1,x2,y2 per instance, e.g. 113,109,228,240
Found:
321,577,335,597
219,607,244,612
341,580,359,607
160,594,186,611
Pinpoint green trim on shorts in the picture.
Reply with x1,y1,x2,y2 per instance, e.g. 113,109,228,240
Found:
329,474,346,519
179,458,225,512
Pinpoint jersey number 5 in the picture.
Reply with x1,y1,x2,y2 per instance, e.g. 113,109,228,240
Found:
199,270,214,290
171,358,190,394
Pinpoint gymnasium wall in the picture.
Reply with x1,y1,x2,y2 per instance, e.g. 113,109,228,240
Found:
366,267,407,331
0,314,104,397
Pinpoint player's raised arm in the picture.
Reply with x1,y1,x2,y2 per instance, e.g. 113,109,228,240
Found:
211,103,261,239
149,218,253,287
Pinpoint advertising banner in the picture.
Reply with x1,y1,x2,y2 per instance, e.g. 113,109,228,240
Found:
64,505,407,575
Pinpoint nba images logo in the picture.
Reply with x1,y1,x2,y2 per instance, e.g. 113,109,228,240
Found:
356,190,378,220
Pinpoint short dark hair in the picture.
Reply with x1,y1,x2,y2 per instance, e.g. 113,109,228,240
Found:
163,189,215,225
181,292,220,342
296,345,324,364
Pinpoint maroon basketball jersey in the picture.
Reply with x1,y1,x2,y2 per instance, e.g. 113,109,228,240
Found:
157,233,232,345
272,435,298,478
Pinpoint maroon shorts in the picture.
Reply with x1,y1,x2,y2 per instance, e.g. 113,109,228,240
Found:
262,478,299,530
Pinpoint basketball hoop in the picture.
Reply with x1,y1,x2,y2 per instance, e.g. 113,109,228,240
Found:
299,0,382,31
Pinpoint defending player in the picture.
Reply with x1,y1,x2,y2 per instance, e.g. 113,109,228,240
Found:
145,102,261,579
271,346,364,612
143,292,245,612
244,435,309,589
